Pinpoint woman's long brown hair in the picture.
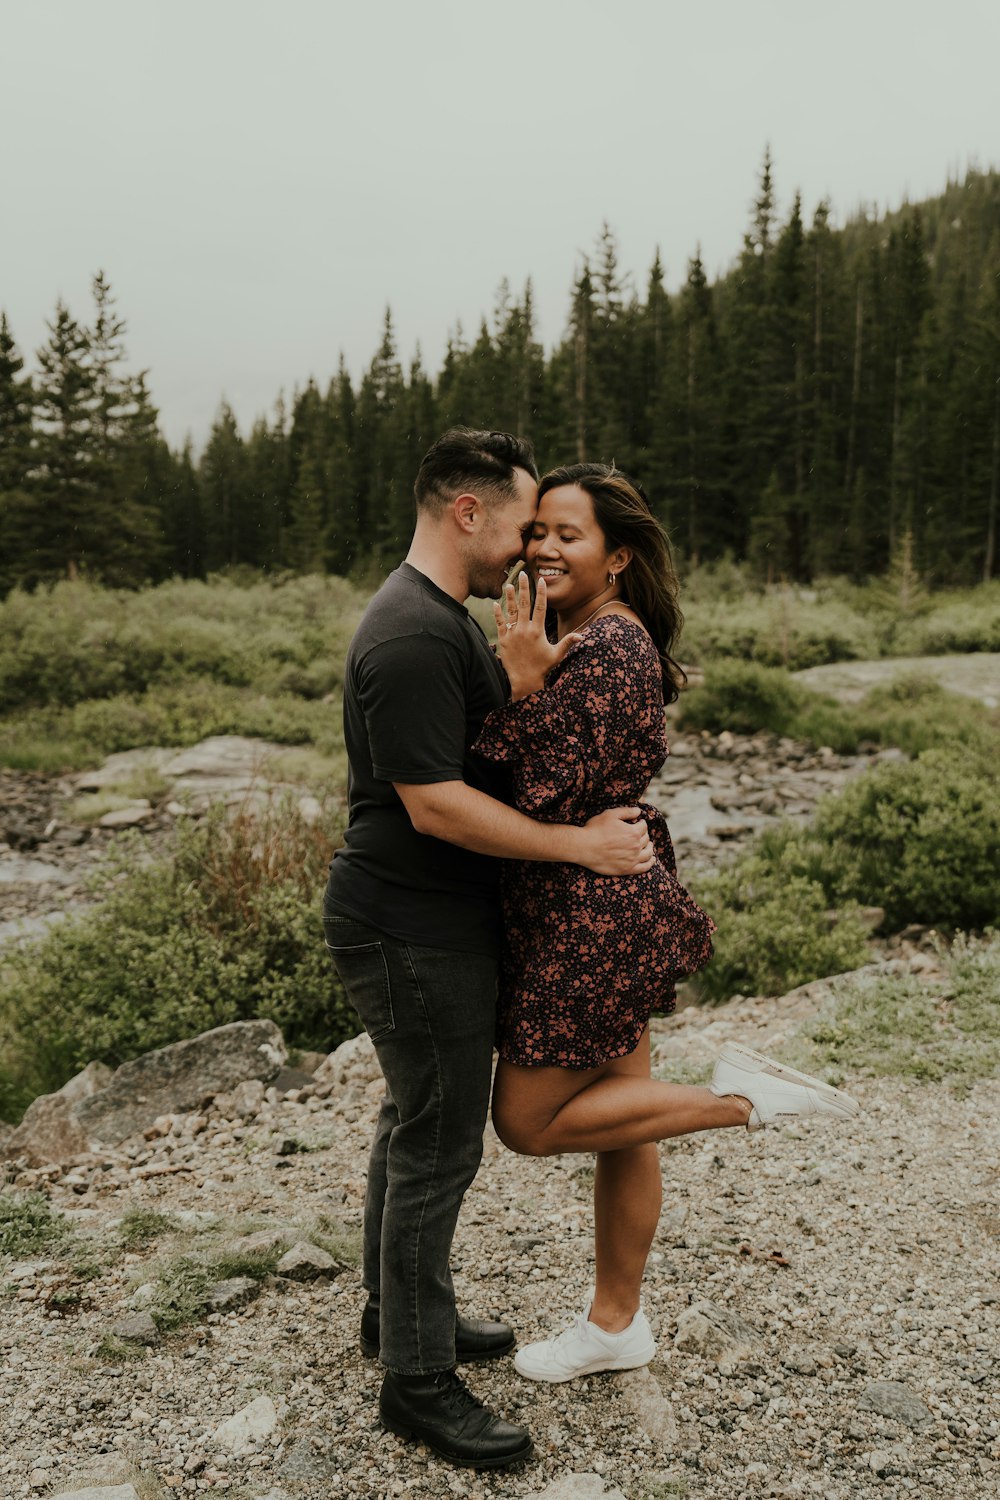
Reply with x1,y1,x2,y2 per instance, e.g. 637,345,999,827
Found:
537,463,686,703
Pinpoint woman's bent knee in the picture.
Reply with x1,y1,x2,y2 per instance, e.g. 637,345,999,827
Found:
492,1105,551,1158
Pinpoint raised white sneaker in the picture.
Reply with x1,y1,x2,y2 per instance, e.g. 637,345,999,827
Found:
710,1043,861,1131
514,1305,655,1383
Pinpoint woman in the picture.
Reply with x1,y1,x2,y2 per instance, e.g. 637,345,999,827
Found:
475,464,859,1384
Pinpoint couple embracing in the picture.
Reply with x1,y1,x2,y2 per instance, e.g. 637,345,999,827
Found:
323,428,859,1470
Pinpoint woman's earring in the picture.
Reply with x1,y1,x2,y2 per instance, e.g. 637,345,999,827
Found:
608,571,616,586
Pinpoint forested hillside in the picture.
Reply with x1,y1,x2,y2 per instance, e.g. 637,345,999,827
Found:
2,156,999,591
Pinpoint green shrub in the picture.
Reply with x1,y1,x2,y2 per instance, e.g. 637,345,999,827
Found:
0,573,365,714
848,676,1000,759
675,660,824,738
678,573,1000,667
675,661,1000,759
691,849,871,1003
812,748,1000,931
0,797,358,1121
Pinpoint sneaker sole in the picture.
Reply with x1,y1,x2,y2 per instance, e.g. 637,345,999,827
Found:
716,1043,861,1116
381,1418,533,1469
514,1345,656,1383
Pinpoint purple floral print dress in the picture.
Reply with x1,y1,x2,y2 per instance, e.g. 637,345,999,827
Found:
474,615,715,1069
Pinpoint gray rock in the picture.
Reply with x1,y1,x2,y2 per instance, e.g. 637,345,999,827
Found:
206,1276,260,1311
277,1436,341,1481
110,1311,159,1345
160,735,285,780
674,1300,757,1365
227,1228,289,1257
0,854,76,886
527,1477,626,1500
51,1487,140,1500
213,1394,279,1454
783,1346,818,1376
867,1443,912,1474
97,801,154,829
2,1060,113,1165
229,1078,266,1117
75,748,174,791
276,1241,340,1281
75,1019,286,1145
858,1379,933,1428
313,1031,380,1094
615,1366,679,1447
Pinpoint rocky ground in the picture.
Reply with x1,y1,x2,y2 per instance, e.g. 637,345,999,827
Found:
2,724,998,1499
1,974,997,1500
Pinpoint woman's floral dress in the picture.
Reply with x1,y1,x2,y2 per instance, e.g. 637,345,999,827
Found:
474,615,715,1069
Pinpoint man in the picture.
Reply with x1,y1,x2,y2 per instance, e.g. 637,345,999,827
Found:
323,428,652,1469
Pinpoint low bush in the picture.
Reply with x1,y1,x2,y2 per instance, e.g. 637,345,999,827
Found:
675,660,822,738
0,573,365,713
691,850,871,1003
0,797,357,1121
675,661,1000,759
679,573,1000,666
811,748,1000,932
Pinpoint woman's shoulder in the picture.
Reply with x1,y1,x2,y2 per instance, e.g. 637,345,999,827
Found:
585,611,656,660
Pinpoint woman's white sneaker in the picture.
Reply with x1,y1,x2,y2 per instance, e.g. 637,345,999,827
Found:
513,1306,655,1383
710,1043,861,1131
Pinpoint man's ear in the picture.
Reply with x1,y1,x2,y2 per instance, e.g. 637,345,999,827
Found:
452,492,479,533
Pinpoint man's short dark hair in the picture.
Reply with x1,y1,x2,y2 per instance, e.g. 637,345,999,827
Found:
414,428,538,511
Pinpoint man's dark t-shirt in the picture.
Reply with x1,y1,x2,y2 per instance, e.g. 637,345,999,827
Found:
325,563,512,956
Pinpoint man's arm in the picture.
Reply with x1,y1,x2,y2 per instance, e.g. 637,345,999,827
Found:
394,779,653,876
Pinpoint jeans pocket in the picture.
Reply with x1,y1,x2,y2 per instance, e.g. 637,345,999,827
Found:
325,939,395,1040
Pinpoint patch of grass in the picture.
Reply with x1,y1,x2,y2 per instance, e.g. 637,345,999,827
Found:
117,1208,179,1251
0,679,347,775
0,1191,69,1259
93,1332,147,1363
799,931,1000,1085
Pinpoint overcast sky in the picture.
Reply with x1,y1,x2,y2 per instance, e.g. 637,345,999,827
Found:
4,0,1000,448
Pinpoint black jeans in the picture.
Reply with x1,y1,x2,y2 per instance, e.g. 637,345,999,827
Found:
322,910,498,1374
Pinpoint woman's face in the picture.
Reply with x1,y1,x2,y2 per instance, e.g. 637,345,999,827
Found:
525,484,623,612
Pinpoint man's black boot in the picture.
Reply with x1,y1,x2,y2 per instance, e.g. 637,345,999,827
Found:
379,1368,533,1469
359,1292,516,1362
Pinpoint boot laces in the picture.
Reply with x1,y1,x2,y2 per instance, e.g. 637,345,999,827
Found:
434,1369,485,1416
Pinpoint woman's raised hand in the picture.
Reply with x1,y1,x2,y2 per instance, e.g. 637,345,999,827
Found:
493,571,581,701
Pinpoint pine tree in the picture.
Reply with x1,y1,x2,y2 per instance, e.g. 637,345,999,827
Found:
200,402,251,570
0,314,37,593
31,300,100,581
0,314,33,490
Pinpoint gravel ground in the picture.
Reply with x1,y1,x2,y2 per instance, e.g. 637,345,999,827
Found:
2,985,997,1500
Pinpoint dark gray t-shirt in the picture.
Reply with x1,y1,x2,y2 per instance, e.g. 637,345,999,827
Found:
325,563,511,955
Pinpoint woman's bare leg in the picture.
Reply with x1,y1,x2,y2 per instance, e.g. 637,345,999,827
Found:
588,1033,662,1332
491,1042,751,1159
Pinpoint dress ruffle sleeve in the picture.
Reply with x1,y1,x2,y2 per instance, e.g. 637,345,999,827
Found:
474,632,637,820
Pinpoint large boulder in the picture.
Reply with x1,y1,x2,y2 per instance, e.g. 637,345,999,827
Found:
5,1022,287,1161
1,1060,112,1165
75,1019,286,1145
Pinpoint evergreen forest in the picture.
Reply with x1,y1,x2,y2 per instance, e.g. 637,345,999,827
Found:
2,156,999,594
